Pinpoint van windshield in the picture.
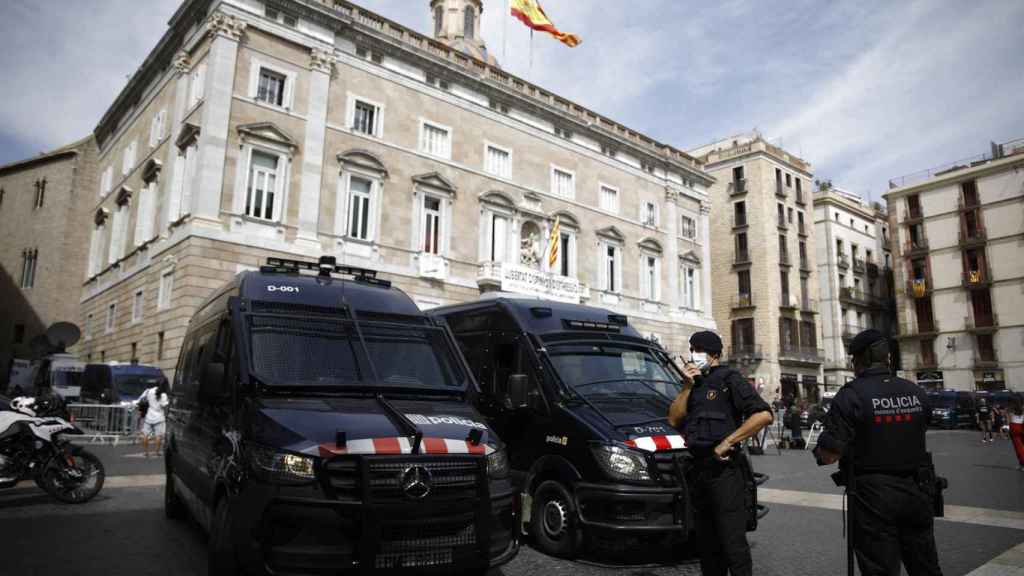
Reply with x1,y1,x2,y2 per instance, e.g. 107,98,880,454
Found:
116,374,163,399
51,370,83,389
930,396,955,408
248,314,463,390
547,342,682,402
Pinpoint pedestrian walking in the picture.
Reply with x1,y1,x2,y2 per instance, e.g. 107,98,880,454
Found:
1009,395,1024,472
993,405,1008,440
812,329,944,576
976,398,994,443
135,378,169,458
668,331,774,576
788,404,804,449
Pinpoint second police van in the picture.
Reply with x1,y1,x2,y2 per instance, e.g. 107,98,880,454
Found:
431,297,765,557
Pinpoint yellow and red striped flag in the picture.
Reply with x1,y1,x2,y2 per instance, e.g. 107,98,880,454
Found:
511,0,581,48
547,216,561,267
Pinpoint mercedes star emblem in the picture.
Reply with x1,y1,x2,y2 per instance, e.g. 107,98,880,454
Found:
399,465,432,500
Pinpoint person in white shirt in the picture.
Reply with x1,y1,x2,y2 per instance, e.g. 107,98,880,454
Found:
136,380,170,458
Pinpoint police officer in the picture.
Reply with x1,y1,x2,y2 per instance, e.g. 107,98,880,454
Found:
813,329,944,576
668,331,773,576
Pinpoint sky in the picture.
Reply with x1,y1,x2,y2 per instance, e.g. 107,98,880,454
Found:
1,0,1022,201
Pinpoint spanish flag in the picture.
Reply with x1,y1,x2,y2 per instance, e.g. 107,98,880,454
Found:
547,216,561,268
511,0,582,48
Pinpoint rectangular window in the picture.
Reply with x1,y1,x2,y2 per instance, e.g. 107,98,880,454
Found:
122,140,137,175
681,215,697,238
189,62,206,107
552,168,575,199
683,266,697,309
245,150,280,221
777,203,785,227
420,122,451,158
256,68,287,107
732,318,755,350
798,211,805,234
605,244,618,292
105,303,116,334
85,314,93,340
644,256,658,300
149,109,166,148
785,173,792,187
485,145,511,178
132,289,144,323
599,185,619,213
779,234,788,264
733,203,746,228
157,331,165,361
559,232,572,277
422,196,442,254
490,213,509,262
738,269,751,297
347,176,372,240
907,195,922,219
158,270,174,310
352,99,380,136
20,249,38,289
736,233,749,262
788,207,794,224
643,202,657,227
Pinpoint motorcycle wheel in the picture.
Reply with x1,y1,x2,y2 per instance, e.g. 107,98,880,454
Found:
40,447,105,504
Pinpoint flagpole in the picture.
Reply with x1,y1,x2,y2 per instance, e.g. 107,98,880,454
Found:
529,29,534,78
503,0,509,63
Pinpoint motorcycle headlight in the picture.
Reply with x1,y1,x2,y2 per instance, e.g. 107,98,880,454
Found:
591,444,651,482
247,444,316,484
486,448,510,479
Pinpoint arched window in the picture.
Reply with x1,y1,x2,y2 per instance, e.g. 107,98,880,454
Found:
434,6,443,36
463,6,475,38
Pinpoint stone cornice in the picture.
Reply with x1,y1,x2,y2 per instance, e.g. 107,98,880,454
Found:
206,11,248,42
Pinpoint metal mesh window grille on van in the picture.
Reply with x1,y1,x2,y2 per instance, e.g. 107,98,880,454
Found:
249,300,348,317
249,315,362,386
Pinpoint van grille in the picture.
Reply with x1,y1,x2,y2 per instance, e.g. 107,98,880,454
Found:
321,455,483,502
653,451,688,485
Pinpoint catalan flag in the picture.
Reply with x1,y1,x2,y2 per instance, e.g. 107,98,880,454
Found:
547,216,561,267
511,0,581,48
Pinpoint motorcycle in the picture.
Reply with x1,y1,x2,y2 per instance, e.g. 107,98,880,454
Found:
0,396,105,503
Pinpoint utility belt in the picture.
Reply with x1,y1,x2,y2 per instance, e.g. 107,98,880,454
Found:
832,455,948,518
686,448,762,532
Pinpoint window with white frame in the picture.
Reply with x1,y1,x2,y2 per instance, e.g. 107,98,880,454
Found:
681,215,697,239
600,242,621,293
681,262,700,310
489,213,510,262
347,176,373,241
158,269,174,310
422,196,443,254
85,313,93,340
189,62,206,108
551,167,575,199
132,289,144,323
88,223,104,276
419,121,451,159
148,109,166,148
256,68,287,107
556,229,576,277
105,303,116,334
245,150,281,221
122,140,137,176
108,203,128,264
134,180,157,247
485,144,511,178
642,201,658,227
641,254,660,301
20,249,38,289
351,98,381,137
599,185,619,213
100,166,113,198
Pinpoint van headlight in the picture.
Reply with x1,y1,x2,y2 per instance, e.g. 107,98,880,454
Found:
486,448,510,479
248,444,316,484
592,445,651,482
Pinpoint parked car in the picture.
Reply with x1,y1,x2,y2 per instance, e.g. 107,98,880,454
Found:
165,256,517,574
928,390,976,429
80,363,165,404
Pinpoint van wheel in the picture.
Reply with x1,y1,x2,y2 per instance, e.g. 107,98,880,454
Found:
209,498,244,575
164,459,185,520
530,480,581,558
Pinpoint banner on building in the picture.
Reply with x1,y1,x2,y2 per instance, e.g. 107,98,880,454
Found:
500,263,582,303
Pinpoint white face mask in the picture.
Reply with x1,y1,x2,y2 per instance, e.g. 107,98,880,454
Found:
690,352,709,370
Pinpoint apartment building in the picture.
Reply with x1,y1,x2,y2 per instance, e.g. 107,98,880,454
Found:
690,132,823,402
77,0,717,377
885,138,1024,392
0,137,97,388
813,186,897,390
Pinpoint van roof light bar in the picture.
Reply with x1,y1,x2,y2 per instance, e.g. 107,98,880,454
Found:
562,319,621,332
261,257,391,287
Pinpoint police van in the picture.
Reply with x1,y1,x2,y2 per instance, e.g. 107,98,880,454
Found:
164,257,517,575
430,297,700,558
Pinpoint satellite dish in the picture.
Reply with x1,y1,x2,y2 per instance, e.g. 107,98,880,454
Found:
46,322,81,352
30,334,52,358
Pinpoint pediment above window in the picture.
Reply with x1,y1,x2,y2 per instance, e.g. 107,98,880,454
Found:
480,190,515,208
412,171,456,196
337,149,388,178
681,249,701,264
596,225,625,242
116,186,133,206
639,237,663,254
94,207,111,226
552,210,579,229
176,123,200,149
237,122,297,150
142,158,162,183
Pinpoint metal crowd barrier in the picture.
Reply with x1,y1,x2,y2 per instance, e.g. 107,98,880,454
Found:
67,404,139,445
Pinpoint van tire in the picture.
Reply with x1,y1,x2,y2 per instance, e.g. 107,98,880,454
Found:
163,461,185,520
530,480,581,558
209,497,244,575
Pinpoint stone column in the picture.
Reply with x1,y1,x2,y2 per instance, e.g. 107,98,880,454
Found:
159,50,193,236
664,187,680,310
192,12,245,226
295,47,334,250
700,203,714,321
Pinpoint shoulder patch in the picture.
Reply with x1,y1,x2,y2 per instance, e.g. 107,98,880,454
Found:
707,390,718,401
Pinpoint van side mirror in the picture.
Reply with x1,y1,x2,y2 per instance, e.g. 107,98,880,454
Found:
507,374,529,409
200,361,229,402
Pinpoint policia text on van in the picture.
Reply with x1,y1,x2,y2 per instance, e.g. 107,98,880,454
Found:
164,257,517,575
432,298,763,558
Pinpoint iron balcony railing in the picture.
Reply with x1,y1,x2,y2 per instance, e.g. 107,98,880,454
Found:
776,182,787,198
958,226,987,246
801,298,818,312
735,250,751,265
779,346,825,364
729,179,747,195
907,278,929,298
852,258,866,274
733,212,748,228
731,293,755,309
837,254,850,269
779,293,798,309
965,314,998,331
962,267,992,288
729,345,763,361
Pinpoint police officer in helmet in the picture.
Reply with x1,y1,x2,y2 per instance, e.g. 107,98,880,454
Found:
668,331,773,576
813,329,944,576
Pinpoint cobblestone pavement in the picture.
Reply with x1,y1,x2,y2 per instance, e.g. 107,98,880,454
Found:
0,431,1020,575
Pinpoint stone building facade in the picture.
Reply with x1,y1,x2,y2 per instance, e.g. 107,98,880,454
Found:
78,0,717,379
690,132,823,403
813,187,897,391
0,137,98,387
885,138,1024,392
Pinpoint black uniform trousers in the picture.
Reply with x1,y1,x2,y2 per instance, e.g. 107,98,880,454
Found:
852,473,943,576
687,456,752,576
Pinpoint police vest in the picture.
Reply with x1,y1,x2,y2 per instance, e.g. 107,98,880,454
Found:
848,372,928,474
683,367,740,452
